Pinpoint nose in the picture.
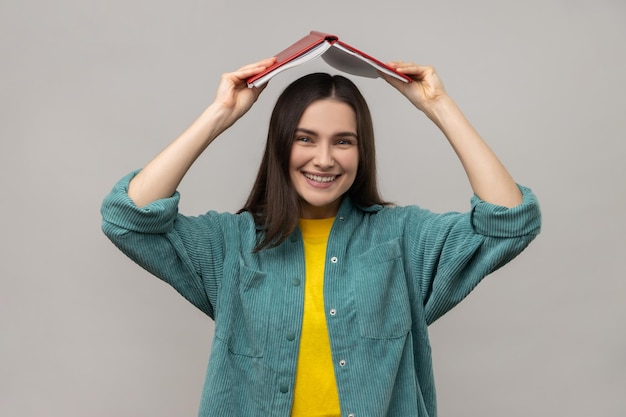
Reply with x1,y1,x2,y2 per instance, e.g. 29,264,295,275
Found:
313,143,335,168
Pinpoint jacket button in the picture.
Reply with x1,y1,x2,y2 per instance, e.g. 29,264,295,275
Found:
279,384,289,393
339,359,346,367
286,332,296,341
292,278,301,287
329,308,337,316
331,256,338,263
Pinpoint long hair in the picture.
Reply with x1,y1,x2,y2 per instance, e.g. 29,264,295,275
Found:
239,73,389,250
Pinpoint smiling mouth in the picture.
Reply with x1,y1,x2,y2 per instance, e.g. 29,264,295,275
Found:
303,173,338,183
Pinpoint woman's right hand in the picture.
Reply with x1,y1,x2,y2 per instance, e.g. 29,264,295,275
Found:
211,57,277,130
127,57,276,207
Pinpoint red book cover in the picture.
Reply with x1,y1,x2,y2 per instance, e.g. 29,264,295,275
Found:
247,31,411,87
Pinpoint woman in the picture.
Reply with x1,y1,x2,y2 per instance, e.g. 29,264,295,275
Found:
101,57,541,416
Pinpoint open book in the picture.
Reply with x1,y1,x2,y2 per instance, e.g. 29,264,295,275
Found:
247,31,412,88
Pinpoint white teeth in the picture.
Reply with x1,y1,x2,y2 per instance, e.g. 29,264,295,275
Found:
304,173,336,183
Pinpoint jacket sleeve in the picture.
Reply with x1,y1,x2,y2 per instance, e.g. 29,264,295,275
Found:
100,170,223,318
407,185,542,324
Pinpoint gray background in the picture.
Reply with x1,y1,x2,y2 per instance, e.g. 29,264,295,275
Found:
1,0,624,416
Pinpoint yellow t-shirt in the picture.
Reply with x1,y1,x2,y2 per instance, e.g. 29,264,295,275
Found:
291,217,340,417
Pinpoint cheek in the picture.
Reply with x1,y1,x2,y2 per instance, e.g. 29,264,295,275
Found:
348,153,360,184
288,148,300,172
344,151,360,173
289,145,306,167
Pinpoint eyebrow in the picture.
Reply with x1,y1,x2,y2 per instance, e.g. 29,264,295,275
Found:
295,128,358,139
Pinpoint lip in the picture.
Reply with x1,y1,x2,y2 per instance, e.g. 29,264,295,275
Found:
301,171,340,189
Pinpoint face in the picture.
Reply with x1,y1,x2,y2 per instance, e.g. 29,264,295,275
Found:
289,99,359,219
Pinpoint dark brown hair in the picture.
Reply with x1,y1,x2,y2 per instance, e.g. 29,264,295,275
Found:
239,73,389,250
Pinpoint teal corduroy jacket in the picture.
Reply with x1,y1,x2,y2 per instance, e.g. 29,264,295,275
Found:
101,171,541,417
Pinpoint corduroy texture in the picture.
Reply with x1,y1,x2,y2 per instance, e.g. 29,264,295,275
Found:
101,170,541,417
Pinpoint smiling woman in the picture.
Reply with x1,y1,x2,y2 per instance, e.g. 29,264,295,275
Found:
101,57,541,417
288,99,360,219
241,72,387,249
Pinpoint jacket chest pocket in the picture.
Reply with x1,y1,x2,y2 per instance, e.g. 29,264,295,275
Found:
352,239,412,339
217,261,270,358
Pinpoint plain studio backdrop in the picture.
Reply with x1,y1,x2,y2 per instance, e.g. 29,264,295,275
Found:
1,0,624,416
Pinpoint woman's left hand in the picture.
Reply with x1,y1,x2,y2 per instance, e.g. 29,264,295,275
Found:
381,62,448,114
381,61,523,208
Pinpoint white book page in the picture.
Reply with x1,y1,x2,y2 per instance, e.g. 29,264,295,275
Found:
249,41,333,87
322,43,406,81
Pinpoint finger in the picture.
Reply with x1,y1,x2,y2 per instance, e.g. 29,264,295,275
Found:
388,60,429,69
395,64,433,76
229,57,277,83
237,57,276,72
386,60,417,69
252,81,270,95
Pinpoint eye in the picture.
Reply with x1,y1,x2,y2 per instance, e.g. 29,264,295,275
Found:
295,136,312,143
336,138,356,146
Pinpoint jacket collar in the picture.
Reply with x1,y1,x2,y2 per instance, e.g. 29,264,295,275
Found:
337,195,383,215
253,195,383,231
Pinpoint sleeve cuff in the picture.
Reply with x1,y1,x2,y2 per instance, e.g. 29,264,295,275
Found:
469,185,542,238
101,170,181,234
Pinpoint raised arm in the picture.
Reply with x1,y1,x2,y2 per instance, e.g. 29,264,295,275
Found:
381,62,522,208
128,57,276,207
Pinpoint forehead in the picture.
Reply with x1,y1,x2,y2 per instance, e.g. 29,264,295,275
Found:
298,99,357,133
